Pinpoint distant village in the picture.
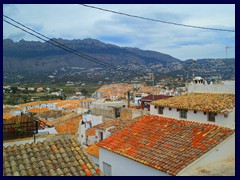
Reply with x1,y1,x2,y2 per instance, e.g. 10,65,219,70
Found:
3,77,235,176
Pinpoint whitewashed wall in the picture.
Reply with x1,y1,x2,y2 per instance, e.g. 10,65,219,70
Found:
188,84,235,94
96,129,111,142
23,102,58,113
76,108,88,114
86,135,98,146
150,105,235,129
82,114,103,126
99,148,170,176
89,155,99,166
78,122,86,145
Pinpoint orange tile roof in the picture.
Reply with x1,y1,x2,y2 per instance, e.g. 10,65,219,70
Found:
85,144,99,158
55,116,82,134
55,100,78,107
80,98,93,103
37,110,68,119
98,115,234,176
97,84,133,97
3,135,103,176
137,86,153,93
86,127,96,136
19,100,61,107
94,117,141,134
40,113,82,127
27,108,50,113
151,93,235,114
3,106,22,113
3,114,34,124
3,113,14,120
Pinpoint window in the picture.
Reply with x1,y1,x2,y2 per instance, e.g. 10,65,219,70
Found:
208,113,215,122
169,108,172,111
99,132,103,141
194,110,197,114
179,110,187,119
158,107,164,115
103,162,112,176
224,113,228,118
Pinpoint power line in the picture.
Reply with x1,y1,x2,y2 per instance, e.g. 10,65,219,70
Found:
80,4,235,33
3,15,146,76
3,15,117,70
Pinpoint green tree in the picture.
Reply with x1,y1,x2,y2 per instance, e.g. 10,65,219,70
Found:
81,88,88,96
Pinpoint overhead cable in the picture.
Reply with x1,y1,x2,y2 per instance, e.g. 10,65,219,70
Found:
80,4,235,32
3,15,146,76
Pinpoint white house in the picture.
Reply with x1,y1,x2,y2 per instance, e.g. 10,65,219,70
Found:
188,77,235,94
20,100,60,113
85,127,98,146
134,93,142,104
150,93,235,129
93,117,140,143
85,144,100,166
97,115,235,176
78,114,103,146
51,92,61,96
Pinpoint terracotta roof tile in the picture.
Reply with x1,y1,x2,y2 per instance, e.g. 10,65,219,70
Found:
55,116,82,134
19,100,61,107
94,117,141,134
151,93,235,114
3,106,22,113
86,127,96,136
27,108,50,113
141,94,172,102
85,144,99,158
3,136,103,176
98,115,234,176
37,110,68,119
3,114,14,120
40,113,82,127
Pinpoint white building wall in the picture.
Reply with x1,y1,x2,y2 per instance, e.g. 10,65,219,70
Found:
99,148,170,176
150,104,158,115
86,135,98,146
89,155,99,166
188,84,235,94
38,127,58,135
96,129,111,142
9,110,22,116
78,122,86,145
150,106,234,129
82,114,103,126
76,108,88,114
178,134,235,176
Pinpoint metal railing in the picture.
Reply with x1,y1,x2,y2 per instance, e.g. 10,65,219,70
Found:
3,120,38,141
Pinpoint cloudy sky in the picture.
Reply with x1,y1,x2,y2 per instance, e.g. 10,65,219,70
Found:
3,4,235,60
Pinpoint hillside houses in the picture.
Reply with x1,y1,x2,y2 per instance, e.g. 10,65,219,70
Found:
92,83,135,100
19,99,91,113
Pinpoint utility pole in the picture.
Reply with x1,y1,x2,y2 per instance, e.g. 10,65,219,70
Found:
127,90,130,108
148,73,154,101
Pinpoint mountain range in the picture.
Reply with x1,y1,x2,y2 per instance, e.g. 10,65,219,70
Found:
3,38,181,72
3,38,235,81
